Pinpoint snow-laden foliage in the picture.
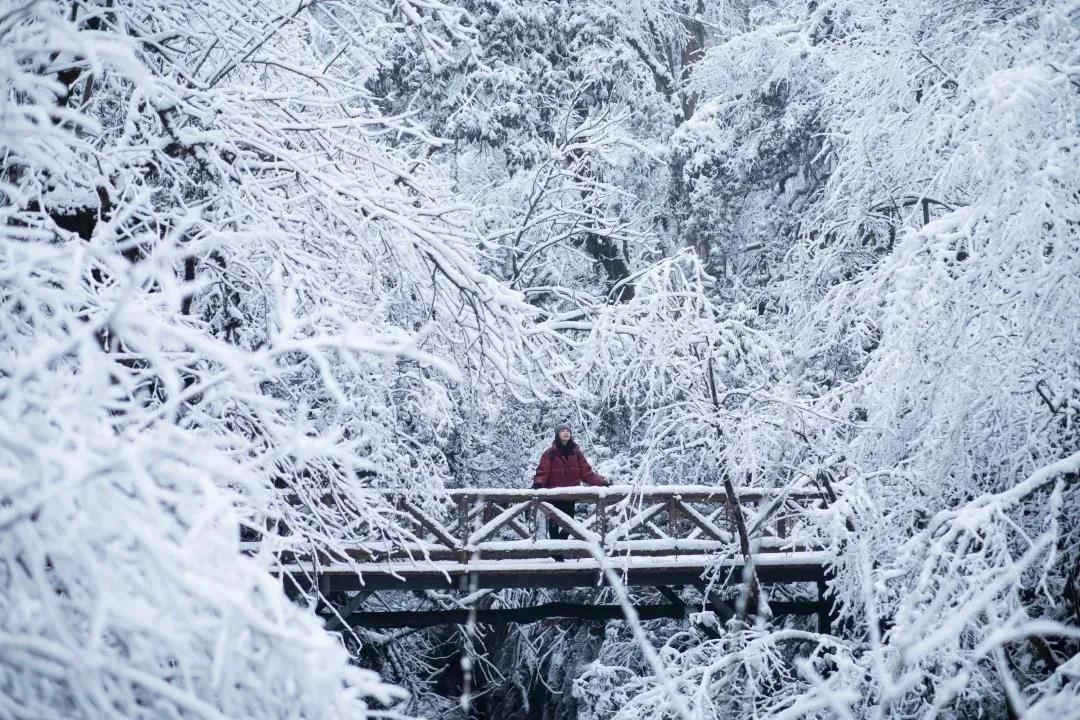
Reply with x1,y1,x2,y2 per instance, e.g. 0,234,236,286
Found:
569,0,1080,717
576,626,856,720
0,0,565,716
372,0,729,303
0,406,408,718
578,253,794,486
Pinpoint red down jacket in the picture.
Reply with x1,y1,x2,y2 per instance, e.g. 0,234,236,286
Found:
532,444,606,489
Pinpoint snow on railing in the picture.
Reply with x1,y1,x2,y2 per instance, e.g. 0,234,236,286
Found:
344,484,830,563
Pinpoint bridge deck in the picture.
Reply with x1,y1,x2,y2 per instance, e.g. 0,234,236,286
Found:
279,550,830,591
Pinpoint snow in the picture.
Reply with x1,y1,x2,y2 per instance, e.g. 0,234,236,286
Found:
3,0,1078,717
275,550,834,576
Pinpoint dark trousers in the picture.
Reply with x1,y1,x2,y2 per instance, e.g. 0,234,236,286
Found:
547,501,576,541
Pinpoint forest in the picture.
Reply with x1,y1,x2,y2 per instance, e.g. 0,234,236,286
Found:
1,0,1078,718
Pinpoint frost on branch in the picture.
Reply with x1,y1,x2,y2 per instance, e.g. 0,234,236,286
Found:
0,416,407,718
569,0,1080,717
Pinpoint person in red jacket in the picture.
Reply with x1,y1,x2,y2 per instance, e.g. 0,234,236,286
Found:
531,424,608,552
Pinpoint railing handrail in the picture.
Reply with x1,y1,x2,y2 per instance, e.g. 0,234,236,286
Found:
373,485,822,503
267,483,829,569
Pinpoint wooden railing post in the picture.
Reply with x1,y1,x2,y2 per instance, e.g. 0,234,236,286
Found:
597,498,609,547
456,495,469,563
667,496,682,537
529,496,539,540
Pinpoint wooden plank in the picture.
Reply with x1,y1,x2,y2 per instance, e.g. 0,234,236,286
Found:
485,501,533,539
645,521,671,539
505,515,532,540
703,590,735,623
400,498,460,551
746,493,804,538
678,499,732,542
332,541,728,563
285,537,764,564
467,503,486,524
690,590,826,623
817,577,832,634
604,502,666,543
324,591,372,631
667,497,681,536
685,504,727,540
467,501,532,545
538,502,601,542
654,585,687,618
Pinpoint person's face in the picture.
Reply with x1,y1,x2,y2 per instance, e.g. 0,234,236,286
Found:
558,429,572,442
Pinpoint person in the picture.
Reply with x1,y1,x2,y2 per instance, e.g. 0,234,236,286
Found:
531,423,609,559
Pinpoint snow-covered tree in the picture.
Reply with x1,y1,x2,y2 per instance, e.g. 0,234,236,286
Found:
370,0,733,304
5,0,1078,717
574,1,1080,717
0,0,567,715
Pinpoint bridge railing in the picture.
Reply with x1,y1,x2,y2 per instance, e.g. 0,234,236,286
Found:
347,485,827,564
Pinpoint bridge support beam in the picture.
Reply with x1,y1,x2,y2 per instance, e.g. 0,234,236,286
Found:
654,585,687,618
324,591,372,631
816,573,838,635
342,602,685,628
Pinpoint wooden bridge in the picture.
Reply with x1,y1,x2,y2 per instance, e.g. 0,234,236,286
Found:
276,484,835,632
